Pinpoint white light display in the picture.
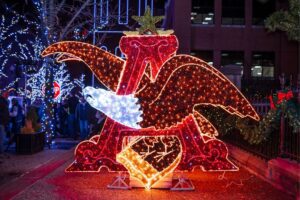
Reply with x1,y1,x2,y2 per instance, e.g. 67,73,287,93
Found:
26,63,74,103
74,74,85,95
0,9,43,91
83,86,142,129
0,1,61,145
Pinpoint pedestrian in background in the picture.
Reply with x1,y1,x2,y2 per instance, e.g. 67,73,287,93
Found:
0,96,9,153
75,96,89,140
6,98,23,150
67,92,78,139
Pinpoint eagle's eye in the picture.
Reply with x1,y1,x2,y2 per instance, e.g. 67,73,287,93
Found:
85,94,94,100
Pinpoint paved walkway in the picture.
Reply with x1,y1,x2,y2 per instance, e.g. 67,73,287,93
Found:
0,138,79,188
0,147,294,200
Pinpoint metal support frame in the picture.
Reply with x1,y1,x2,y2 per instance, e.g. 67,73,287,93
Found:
171,172,195,191
107,172,131,190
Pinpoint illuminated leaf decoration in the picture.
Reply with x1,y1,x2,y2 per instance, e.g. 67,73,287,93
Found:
117,136,182,189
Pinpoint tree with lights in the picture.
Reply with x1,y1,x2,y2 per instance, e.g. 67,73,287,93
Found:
27,0,129,145
24,63,74,104
0,4,56,144
0,1,78,145
0,9,43,93
31,0,128,45
74,74,86,96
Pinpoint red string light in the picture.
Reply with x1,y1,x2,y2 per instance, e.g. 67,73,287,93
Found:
42,34,260,187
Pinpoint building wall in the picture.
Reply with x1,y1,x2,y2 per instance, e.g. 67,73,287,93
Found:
170,0,299,81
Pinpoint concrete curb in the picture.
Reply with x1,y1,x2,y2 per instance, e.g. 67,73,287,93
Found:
227,144,300,199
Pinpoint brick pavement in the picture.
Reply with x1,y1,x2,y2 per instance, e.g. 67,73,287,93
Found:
0,151,294,200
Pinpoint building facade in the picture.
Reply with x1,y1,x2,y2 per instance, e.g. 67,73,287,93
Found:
90,0,299,91
168,0,299,84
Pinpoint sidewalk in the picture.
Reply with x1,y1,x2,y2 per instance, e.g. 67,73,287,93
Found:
0,147,294,200
0,138,79,187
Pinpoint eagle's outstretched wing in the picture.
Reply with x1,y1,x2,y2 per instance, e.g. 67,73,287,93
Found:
136,55,260,129
41,41,125,92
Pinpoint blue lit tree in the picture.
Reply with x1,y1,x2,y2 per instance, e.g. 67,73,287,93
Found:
0,2,75,146
0,4,55,145
25,63,74,104
0,9,42,91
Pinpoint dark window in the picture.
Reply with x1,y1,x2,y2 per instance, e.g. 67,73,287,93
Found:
252,0,276,25
191,0,214,25
222,0,245,25
153,0,166,16
221,51,244,67
251,52,275,78
191,50,214,65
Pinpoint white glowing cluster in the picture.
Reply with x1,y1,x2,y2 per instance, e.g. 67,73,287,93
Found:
54,64,75,102
83,86,143,129
74,74,85,95
0,9,43,91
25,63,74,103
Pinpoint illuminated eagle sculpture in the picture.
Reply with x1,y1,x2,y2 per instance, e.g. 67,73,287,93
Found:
41,8,259,189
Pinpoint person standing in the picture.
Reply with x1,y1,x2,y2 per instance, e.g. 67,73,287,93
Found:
7,98,23,150
10,98,23,134
0,96,9,153
67,93,78,139
60,100,69,137
90,110,106,137
75,96,89,140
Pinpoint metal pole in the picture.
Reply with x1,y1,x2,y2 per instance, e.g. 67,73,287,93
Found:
92,0,97,87
279,114,285,156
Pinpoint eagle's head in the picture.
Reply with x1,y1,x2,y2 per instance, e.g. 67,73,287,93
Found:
83,86,143,129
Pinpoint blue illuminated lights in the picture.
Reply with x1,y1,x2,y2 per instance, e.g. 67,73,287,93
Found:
83,86,143,129
100,45,108,51
115,46,126,59
99,0,109,25
118,0,129,24
97,0,153,28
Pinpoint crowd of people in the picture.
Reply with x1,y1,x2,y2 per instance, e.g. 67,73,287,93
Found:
0,92,106,154
55,92,106,139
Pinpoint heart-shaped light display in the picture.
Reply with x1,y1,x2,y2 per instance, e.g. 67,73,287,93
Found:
117,136,182,189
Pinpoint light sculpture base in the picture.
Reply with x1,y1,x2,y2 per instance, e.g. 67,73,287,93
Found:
130,174,173,189
65,115,238,173
107,172,131,190
171,173,195,191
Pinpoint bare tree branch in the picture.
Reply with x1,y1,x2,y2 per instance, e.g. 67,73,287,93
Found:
59,0,91,40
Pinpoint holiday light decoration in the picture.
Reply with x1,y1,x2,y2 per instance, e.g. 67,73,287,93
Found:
42,7,260,189
42,81,60,99
83,86,142,128
74,74,86,94
1,2,76,145
117,136,182,189
0,9,43,91
0,5,50,144
25,63,74,103
0,69,7,79
3,78,20,92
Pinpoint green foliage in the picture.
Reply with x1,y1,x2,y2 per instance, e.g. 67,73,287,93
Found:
282,100,300,133
236,109,280,144
265,0,300,41
198,95,300,145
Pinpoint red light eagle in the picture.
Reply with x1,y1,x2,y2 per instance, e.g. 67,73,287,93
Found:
41,9,259,186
